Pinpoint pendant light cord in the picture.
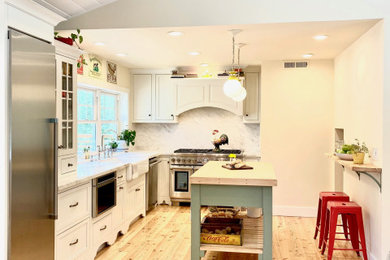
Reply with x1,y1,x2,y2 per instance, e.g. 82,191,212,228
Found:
232,35,235,70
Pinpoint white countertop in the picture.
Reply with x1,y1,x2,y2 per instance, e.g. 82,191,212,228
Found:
190,161,277,187
58,151,159,192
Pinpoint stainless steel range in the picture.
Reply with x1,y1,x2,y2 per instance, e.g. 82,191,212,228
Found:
170,149,243,203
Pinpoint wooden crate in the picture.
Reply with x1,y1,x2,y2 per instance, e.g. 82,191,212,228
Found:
200,217,243,246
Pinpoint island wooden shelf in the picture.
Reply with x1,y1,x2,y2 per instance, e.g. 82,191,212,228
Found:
331,155,382,192
200,216,264,254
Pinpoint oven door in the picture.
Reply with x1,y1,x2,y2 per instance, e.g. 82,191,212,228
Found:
170,166,193,200
92,177,117,218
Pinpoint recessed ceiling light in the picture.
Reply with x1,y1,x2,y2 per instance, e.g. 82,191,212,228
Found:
313,35,328,41
94,42,105,46
116,53,127,57
188,51,200,56
167,31,183,36
302,53,314,59
200,63,208,67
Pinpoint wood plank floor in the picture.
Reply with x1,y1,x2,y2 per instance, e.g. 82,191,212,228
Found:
95,205,362,260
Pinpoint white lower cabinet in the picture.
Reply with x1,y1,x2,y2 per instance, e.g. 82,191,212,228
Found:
56,219,90,260
57,183,90,233
57,173,148,259
112,182,125,229
157,158,171,205
92,213,114,253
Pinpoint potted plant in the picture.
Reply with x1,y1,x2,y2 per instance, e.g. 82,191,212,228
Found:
350,139,369,164
109,141,119,151
118,130,136,150
54,29,84,48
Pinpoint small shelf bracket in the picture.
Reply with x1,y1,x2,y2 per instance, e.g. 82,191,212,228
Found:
354,171,382,192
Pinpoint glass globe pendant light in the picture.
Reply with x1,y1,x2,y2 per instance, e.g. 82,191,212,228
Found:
230,43,247,101
223,71,242,97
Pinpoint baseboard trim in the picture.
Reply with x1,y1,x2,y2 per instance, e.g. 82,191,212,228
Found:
273,206,317,217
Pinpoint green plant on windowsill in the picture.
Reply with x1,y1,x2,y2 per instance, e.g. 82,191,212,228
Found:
119,130,136,146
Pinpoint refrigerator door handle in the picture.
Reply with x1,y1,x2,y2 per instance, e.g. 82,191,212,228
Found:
48,118,58,219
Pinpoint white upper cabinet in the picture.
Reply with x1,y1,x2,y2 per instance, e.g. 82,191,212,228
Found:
175,80,207,114
243,72,260,123
155,75,176,121
131,72,259,123
133,74,153,122
208,79,243,115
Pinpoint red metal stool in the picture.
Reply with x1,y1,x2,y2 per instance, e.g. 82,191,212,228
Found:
314,192,350,249
321,201,368,260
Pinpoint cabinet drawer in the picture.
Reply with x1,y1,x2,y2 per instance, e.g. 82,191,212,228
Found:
116,168,126,184
56,219,89,260
93,213,112,246
59,155,77,175
57,183,90,233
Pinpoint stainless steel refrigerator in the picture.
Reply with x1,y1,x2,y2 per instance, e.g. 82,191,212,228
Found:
8,29,57,259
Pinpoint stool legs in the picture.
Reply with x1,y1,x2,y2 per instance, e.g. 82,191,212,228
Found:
356,213,368,260
318,201,328,248
326,210,338,260
321,209,330,255
347,214,360,256
341,214,349,239
314,198,322,239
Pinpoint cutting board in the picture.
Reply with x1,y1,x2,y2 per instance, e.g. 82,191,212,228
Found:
222,164,254,170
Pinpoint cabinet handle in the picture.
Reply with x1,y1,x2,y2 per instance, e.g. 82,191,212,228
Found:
68,163,73,167
100,225,107,231
118,175,123,179
58,145,64,149
69,202,78,208
135,188,140,192
119,186,124,190
69,239,78,246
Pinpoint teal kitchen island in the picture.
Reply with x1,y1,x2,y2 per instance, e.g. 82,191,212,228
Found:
190,161,277,260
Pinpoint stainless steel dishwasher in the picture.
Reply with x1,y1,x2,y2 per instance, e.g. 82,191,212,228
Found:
146,157,159,211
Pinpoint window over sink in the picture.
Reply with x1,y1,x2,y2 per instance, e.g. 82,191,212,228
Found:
77,87,128,154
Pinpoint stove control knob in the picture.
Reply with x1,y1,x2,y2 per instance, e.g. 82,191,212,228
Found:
177,158,181,163
171,158,175,163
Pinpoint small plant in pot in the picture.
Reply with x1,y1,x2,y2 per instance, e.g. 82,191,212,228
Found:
350,139,369,164
118,130,136,150
109,141,118,152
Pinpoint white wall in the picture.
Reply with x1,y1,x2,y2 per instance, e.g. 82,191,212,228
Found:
78,53,131,92
334,20,384,260
131,107,260,155
260,60,334,217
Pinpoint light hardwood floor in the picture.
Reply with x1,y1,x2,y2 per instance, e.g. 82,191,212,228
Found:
95,205,362,260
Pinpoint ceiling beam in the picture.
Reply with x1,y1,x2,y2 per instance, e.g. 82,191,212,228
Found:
56,0,387,30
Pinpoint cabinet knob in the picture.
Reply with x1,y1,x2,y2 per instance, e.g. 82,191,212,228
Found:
58,145,64,149
69,239,78,246
171,114,174,117
148,114,151,117
245,114,248,117
119,186,124,190
135,188,140,192
100,225,107,231
69,202,79,208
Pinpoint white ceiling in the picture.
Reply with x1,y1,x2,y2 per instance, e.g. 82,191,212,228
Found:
59,19,378,69
33,0,118,18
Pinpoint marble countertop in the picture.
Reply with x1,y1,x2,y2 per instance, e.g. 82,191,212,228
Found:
58,151,159,192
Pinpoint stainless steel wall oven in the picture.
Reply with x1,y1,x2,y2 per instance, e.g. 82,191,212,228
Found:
92,172,117,218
